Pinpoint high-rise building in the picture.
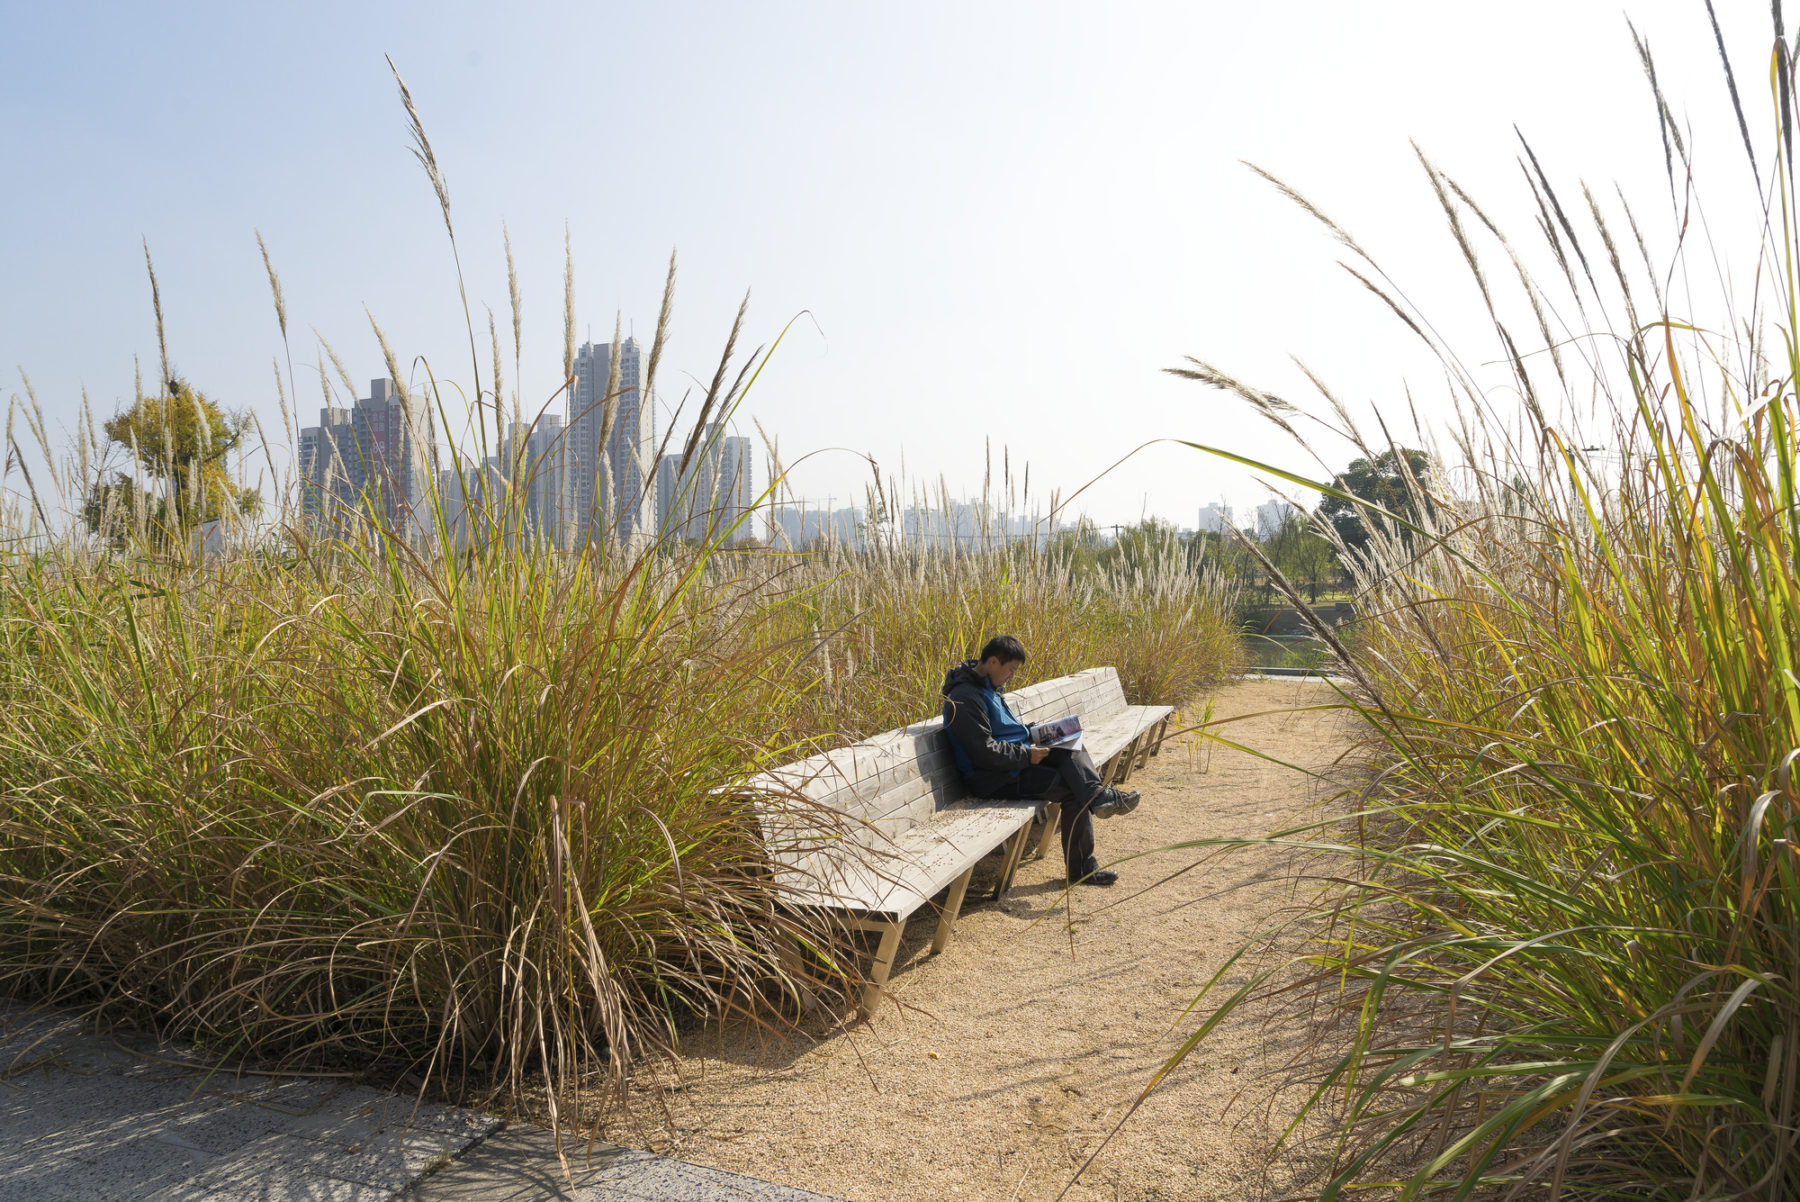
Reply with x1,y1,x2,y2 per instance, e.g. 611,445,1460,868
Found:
501,413,570,547
568,337,653,544
654,453,690,539
298,378,432,538
1196,502,1234,534
770,504,864,549
1254,498,1296,538
654,424,755,543
716,433,754,540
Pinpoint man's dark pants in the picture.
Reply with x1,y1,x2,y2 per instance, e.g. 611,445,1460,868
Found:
978,747,1106,876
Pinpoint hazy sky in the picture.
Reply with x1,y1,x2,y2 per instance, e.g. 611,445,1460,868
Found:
0,2,1776,529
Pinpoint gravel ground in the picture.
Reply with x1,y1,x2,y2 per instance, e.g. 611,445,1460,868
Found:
601,678,1361,1202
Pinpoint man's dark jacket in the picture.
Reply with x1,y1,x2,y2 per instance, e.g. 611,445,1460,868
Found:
941,660,1034,795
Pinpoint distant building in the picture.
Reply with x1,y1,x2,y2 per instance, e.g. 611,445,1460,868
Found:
568,337,653,544
1196,502,1234,534
770,504,864,549
764,497,1045,551
716,433,754,539
895,499,1038,548
654,423,756,543
298,378,433,539
432,458,505,553
496,414,571,547
654,453,687,538
1255,498,1297,538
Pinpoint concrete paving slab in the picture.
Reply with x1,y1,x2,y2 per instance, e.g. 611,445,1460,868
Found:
1,1003,498,1202
406,1127,842,1201
3,1003,839,1201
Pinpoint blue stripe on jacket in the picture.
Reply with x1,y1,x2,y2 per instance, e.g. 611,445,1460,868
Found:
943,681,1032,779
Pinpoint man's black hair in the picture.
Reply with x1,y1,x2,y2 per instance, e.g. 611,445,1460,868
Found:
978,634,1027,665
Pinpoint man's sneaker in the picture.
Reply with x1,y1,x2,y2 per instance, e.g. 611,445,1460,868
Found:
1071,867,1119,887
1090,788,1141,820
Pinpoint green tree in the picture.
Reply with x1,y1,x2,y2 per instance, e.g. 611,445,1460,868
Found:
1264,511,1340,602
83,380,260,545
1040,517,1104,574
1185,527,1260,595
1099,517,1183,576
1316,447,1434,555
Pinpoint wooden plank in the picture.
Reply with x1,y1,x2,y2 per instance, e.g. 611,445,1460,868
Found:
994,822,1034,898
931,866,975,953
810,745,966,822
1084,730,1135,765
1034,803,1061,860
1113,731,1150,784
777,802,1035,917
858,767,966,825
1085,691,1127,724
862,919,906,1013
884,805,1032,904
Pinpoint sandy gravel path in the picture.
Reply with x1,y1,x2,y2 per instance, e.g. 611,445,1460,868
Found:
606,677,1359,1202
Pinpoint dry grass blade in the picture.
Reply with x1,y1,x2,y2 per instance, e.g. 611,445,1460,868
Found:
143,238,170,390
679,291,748,475
505,222,523,395
561,224,575,389
1243,162,1369,260
255,229,288,342
313,328,359,403
641,249,677,437
1706,0,1762,190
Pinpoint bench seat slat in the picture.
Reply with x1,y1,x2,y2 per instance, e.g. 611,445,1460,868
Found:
776,801,1038,918
1081,705,1174,763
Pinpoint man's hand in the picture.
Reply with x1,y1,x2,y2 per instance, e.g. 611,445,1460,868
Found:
1029,745,1050,765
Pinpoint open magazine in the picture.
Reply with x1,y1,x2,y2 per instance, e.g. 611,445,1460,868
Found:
1028,713,1083,751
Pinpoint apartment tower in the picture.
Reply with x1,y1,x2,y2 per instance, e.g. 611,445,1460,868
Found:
568,337,653,545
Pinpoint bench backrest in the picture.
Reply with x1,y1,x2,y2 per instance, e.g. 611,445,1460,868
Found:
1005,665,1128,728
751,667,1132,873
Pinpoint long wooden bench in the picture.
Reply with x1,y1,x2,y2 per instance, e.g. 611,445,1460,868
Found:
749,666,1173,1012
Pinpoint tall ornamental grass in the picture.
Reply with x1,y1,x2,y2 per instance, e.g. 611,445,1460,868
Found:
1156,11,1800,1199
0,526,837,1118
762,536,1241,744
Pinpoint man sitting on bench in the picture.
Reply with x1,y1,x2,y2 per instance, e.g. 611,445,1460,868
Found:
941,635,1140,887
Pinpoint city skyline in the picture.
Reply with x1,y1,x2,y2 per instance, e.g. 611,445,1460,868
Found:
2,4,1746,535
296,373,1209,551
297,367,768,547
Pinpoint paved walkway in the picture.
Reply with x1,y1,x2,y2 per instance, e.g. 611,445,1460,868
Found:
1,1004,836,1201
408,1128,840,1200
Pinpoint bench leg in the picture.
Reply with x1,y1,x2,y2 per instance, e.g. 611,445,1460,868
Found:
1102,743,1127,786
777,932,820,1014
1148,717,1170,757
1137,721,1164,768
994,823,1033,898
1033,802,1062,860
932,866,975,954
1115,733,1146,785
861,919,906,1014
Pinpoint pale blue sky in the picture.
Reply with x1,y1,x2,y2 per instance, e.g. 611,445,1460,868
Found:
0,1,1772,529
